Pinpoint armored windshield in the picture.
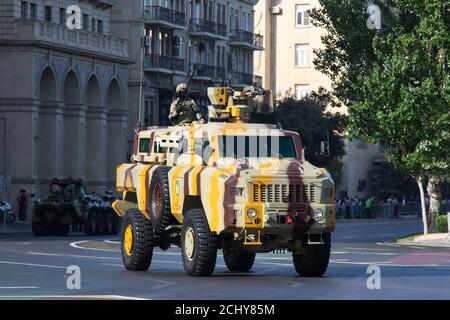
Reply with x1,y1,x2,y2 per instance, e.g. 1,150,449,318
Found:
218,136,297,159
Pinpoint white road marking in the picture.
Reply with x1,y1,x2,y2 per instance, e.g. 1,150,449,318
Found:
130,276,176,290
329,260,440,267
27,252,63,257
343,247,389,251
255,268,277,275
70,240,118,252
0,287,40,289
376,242,426,249
332,251,397,256
288,281,304,288
104,240,120,244
0,295,146,300
258,261,291,267
0,260,67,269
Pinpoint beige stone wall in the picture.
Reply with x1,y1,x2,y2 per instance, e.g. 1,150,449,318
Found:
254,0,332,98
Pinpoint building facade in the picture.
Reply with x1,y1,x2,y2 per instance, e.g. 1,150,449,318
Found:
111,0,262,153
254,0,384,198
0,0,131,217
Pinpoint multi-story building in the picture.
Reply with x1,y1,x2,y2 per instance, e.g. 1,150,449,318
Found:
111,0,262,142
254,0,384,198
0,0,131,217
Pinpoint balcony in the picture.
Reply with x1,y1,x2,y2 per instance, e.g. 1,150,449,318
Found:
14,19,129,60
144,6,186,29
216,67,226,80
230,29,264,50
189,19,226,40
232,72,254,86
144,54,185,73
191,64,215,79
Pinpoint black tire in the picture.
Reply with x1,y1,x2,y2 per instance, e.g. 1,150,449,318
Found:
111,215,120,235
121,208,154,271
148,167,172,235
6,213,15,223
32,221,50,236
102,210,113,235
223,248,256,272
293,233,331,277
85,209,98,236
181,208,218,276
53,224,70,236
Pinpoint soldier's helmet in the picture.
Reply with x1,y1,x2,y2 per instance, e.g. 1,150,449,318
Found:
176,83,188,93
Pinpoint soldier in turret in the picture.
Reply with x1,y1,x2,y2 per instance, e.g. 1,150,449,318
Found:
169,83,205,126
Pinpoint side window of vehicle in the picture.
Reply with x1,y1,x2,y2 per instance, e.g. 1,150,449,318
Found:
139,138,150,153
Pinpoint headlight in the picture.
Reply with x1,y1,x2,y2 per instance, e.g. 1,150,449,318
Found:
312,207,325,220
247,208,257,219
230,187,243,196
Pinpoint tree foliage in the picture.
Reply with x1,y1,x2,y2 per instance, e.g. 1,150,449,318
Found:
310,0,450,233
274,89,347,185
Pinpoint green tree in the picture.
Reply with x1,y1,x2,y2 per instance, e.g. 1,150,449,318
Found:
275,89,347,186
310,0,450,234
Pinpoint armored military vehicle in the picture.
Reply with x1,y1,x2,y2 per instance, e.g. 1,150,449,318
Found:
32,178,120,236
113,86,336,276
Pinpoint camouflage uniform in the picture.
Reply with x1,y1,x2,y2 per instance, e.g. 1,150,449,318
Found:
169,83,205,126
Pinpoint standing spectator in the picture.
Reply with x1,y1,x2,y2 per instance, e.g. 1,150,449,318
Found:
344,197,352,219
16,189,28,221
365,197,373,218
392,197,400,219
387,196,393,218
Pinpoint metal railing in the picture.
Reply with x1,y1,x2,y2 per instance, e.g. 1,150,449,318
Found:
189,18,216,34
144,54,173,70
191,63,215,78
232,71,253,85
145,6,186,26
216,67,226,80
336,202,450,219
230,29,264,47
15,19,129,58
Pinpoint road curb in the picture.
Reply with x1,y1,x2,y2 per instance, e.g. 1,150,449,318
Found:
395,239,450,248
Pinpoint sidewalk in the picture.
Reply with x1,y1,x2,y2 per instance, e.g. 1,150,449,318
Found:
397,233,450,248
0,221,32,234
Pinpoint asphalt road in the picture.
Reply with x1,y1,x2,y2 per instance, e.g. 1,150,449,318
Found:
0,218,449,300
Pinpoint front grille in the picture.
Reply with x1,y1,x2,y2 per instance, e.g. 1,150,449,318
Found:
252,183,315,203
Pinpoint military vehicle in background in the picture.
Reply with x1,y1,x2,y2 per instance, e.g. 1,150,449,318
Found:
32,178,120,236
0,199,15,223
113,85,336,277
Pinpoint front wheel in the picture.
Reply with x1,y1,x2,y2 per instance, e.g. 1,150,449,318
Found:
121,208,154,271
293,233,331,277
181,208,218,276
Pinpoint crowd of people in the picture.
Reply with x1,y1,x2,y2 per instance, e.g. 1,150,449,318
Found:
335,195,450,219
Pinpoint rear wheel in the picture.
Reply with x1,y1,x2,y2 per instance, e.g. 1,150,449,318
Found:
85,209,99,235
223,248,256,272
102,210,113,235
32,221,50,236
121,208,154,271
52,224,70,236
6,212,15,223
293,233,331,277
149,167,172,235
181,208,218,276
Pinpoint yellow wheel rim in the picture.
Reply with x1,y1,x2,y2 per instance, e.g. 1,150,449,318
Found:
184,227,195,261
124,224,133,256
